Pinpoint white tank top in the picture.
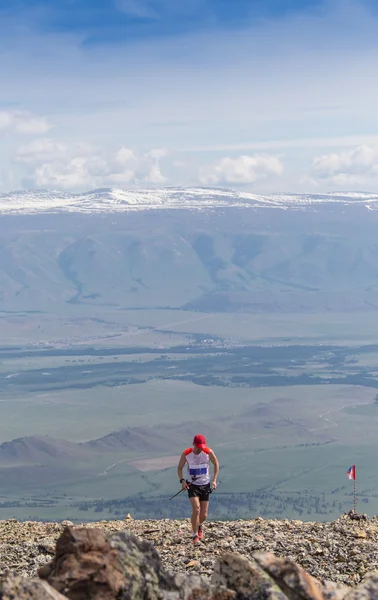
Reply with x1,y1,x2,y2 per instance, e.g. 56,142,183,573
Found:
184,447,210,485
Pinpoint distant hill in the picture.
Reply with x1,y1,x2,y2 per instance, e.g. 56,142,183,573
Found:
84,427,173,453
0,435,91,465
0,421,217,467
83,420,219,453
1,187,378,313
0,423,217,490
0,407,336,492
0,405,329,470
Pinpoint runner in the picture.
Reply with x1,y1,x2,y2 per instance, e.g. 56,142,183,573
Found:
177,434,219,544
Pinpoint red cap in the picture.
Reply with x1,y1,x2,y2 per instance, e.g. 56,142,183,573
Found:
193,434,206,449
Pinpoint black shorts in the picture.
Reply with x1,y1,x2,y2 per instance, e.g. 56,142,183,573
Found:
188,483,211,502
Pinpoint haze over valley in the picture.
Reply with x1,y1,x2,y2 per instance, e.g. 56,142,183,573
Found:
1,188,378,521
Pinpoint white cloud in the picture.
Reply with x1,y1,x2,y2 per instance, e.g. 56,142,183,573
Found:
183,134,378,154
145,148,167,160
0,111,51,135
145,164,166,184
17,138,68,163
199,155,284,186
17,138,167,190
34,157,97,189
116,147,138,165
312,145,378,185
143,148,167,183
1,1,378,192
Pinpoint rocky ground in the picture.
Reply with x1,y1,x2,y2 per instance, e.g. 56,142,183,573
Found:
0,512,377,586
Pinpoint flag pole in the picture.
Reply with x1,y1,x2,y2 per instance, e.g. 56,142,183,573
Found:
347,465,357,514
354,473,357,513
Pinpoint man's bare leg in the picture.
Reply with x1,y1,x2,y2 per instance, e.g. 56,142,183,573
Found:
198,501,209,538
190,497,200,536
199,500,209,526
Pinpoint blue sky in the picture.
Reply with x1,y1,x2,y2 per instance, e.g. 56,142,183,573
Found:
0,0,325,42
1,0,378,192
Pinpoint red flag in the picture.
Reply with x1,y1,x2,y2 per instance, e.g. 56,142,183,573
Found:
347,465,356,480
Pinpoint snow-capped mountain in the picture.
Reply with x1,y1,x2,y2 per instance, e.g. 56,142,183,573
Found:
0,187,378,215
1,185,378,315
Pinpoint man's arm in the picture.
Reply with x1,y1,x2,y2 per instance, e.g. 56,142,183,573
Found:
177,452,189,489
209,449,219,489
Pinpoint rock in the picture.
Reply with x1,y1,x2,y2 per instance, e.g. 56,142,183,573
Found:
38,527,125,600
109,530,173,600
185,560,200,568
0,575,68,600
170,573,236,600
2,514,378,584
343,573,378,600
320,581,350,600
212,552,288,600
254,552,324,600
38,539,57,555
6,522,378,600
109,530,234,600
61,521,74,527
39,564,53,579
346,512,368,522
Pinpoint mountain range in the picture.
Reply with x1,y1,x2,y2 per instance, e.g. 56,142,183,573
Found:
1,187,378,214
0,403,325,490
1,186,378,313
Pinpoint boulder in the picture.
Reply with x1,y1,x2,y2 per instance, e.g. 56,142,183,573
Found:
0,575,68,600
253,552,324,600
38,527,125,600
39,526,232,600
320,581,350,600
109,530,234,600
343,573,378,600
212,552,288,600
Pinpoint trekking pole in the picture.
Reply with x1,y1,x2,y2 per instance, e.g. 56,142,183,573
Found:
211,480,221,492
169,480,191,501
169,488,185,501
169,480,222,501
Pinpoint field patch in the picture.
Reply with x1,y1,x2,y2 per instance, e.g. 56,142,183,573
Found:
130,455,179,472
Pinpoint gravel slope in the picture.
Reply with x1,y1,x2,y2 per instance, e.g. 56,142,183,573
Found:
0,514,376,585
